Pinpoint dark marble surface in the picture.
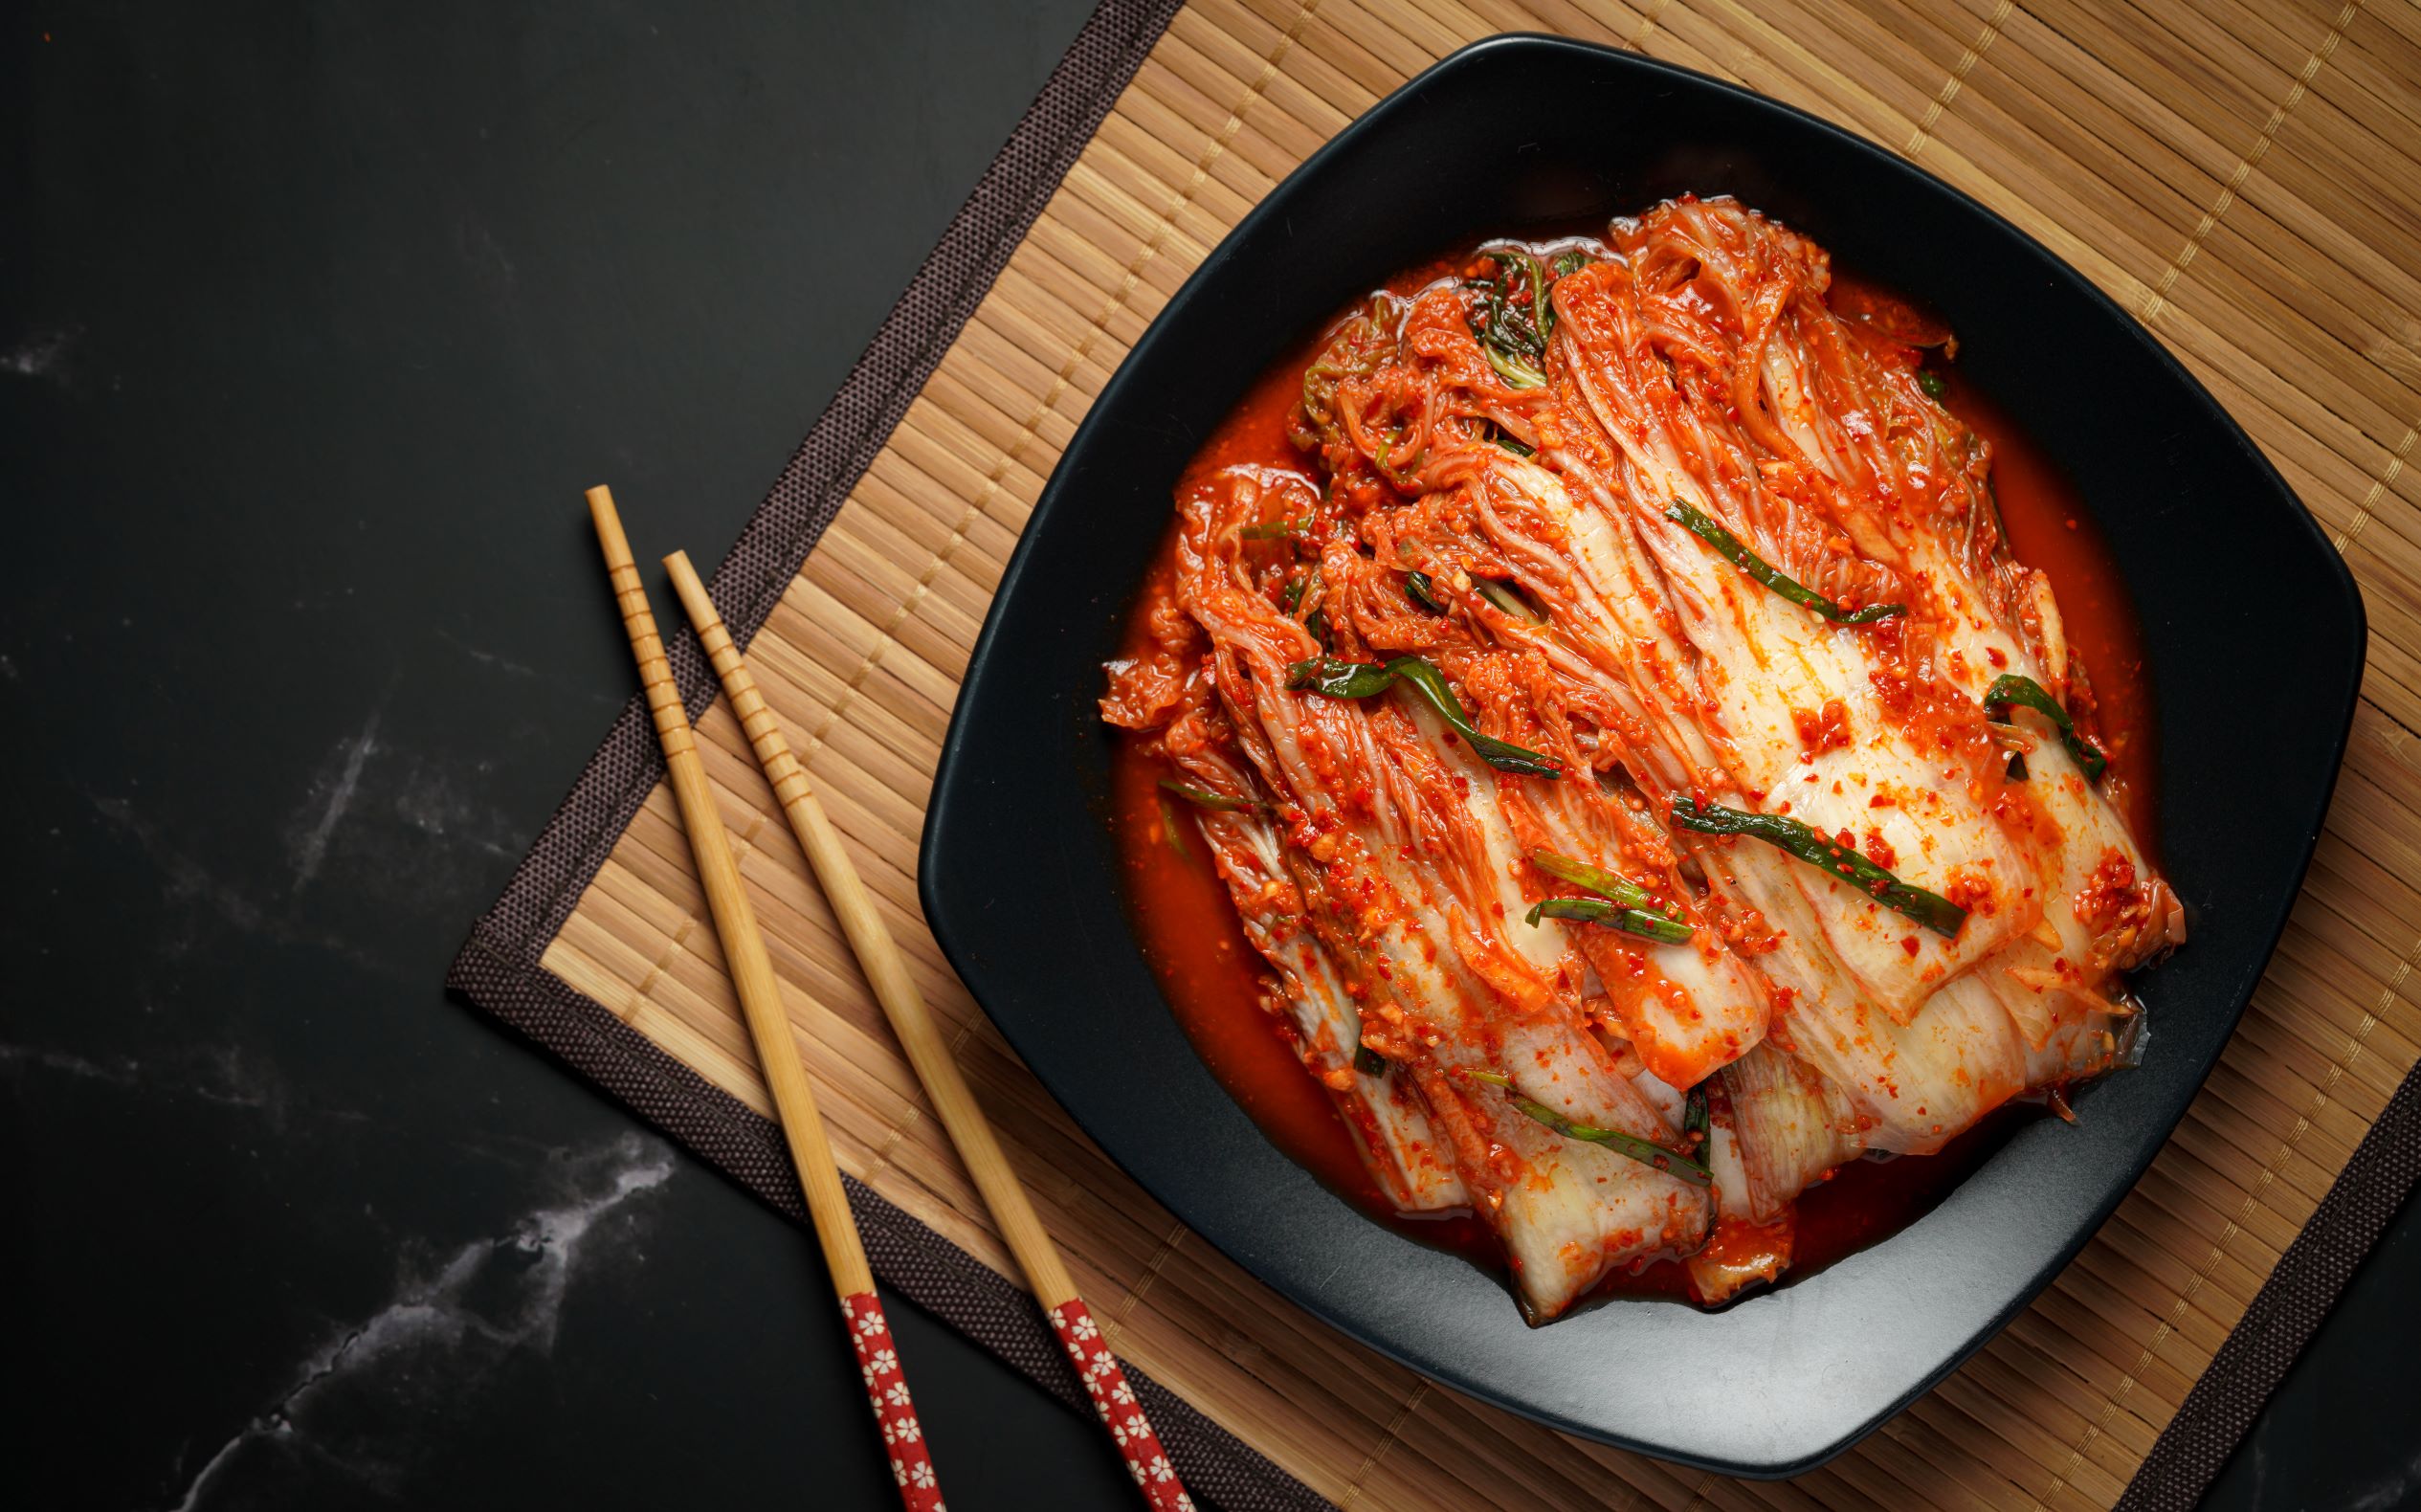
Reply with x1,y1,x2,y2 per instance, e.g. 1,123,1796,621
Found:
3,5,2412,1508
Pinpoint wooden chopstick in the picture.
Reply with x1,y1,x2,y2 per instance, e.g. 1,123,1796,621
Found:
585,488,944,1512
662,549,1197,1512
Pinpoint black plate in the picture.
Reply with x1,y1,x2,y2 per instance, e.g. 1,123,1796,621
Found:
921,35,2363,1476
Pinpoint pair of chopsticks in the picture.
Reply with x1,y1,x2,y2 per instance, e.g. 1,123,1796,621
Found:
587,487,1193,1512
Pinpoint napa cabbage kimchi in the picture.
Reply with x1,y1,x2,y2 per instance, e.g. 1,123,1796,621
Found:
1101,197,2182,1320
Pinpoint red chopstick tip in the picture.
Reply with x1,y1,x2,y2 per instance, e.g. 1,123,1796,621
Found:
1049,1299,1196,1510
842,1293,945,1511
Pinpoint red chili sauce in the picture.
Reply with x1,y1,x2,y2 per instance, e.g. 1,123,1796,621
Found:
1107,256,2157,1306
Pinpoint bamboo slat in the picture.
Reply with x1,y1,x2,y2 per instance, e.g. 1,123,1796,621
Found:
535,4,2421,1505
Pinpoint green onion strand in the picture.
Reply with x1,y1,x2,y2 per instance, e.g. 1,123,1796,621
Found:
1157,789,1189,862
1286,656,1397,700
1524,896,1695,945
1156,778,1269,814
1523,850,1695,943
1473,577,1547,624
1984,673,2107,782
1662,499,1903,625
1481,345,1547,389
1669,795,1967,939
1286,656,1562,778
1469,244,1554,390
1528,849,1659,912
1468,1071,1713,1187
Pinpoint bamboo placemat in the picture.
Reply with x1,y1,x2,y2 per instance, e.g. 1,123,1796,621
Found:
449,1,2421,1507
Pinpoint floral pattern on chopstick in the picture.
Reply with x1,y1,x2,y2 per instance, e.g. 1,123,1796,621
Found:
1051,1298,1196,1510
843,1293,945,1511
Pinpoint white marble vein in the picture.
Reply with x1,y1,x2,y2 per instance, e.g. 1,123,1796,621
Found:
160,1133,676,1511
288,708,383,891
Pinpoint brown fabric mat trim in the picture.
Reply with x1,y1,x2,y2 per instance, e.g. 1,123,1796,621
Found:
444,3,2417,1504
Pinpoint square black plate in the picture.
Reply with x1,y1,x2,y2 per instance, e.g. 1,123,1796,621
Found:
921,35,2363,1476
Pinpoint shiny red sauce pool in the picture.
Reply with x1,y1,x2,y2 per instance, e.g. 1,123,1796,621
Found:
1106,268,2158,1307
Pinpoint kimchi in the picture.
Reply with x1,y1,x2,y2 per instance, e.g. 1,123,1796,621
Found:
1101,197,2182,1321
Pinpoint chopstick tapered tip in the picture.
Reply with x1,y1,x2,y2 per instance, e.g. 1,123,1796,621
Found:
663,550,715,627
586,485,634,563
